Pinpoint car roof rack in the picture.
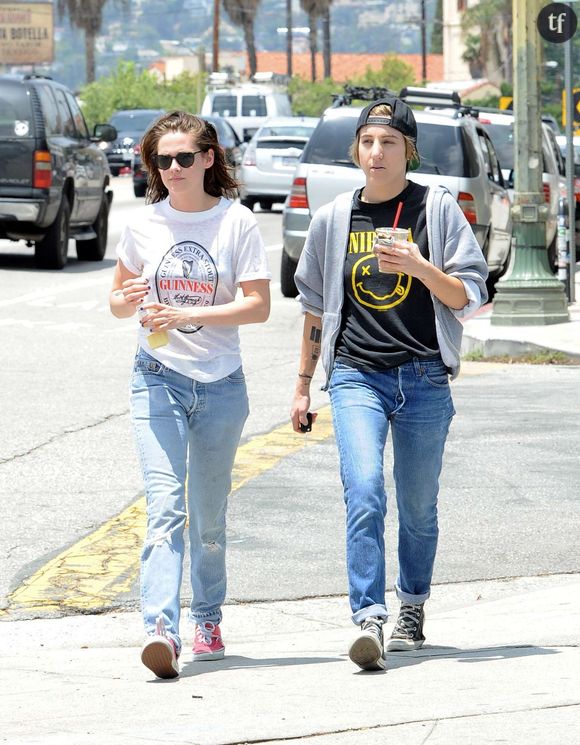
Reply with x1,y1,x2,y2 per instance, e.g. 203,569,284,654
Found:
331,85,398,108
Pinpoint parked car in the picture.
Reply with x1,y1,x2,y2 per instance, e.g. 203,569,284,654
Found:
281,87,512,297
555,134,580,249
0,73,116,269
239,116,319,211
132,115,244,198
201,72,293,142
478,108,566,266
100,108,165,176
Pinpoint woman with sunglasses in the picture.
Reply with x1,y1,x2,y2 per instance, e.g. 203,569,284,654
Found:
109,111,271,679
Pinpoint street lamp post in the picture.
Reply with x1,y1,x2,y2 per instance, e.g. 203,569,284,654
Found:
490,0,569,326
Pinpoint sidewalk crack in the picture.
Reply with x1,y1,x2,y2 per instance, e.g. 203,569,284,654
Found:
0,410,129,465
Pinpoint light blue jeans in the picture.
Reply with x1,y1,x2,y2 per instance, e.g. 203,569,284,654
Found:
130,348,249,654
328,357,455,626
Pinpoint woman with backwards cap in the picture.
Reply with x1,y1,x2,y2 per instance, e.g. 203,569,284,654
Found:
290,96,488,671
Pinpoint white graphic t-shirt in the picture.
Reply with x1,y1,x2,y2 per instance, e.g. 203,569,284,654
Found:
116,197,271,382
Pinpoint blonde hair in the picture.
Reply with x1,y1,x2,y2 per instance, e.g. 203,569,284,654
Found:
349,103,419,168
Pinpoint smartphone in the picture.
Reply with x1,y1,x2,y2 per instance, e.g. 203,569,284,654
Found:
299,412,313,433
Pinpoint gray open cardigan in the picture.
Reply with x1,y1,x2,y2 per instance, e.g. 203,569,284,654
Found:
295,185,489,387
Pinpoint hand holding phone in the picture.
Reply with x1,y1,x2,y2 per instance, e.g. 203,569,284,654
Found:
299,412,313,433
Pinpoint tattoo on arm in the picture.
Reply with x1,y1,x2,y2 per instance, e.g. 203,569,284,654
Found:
311,346,320,362
309,326,322,344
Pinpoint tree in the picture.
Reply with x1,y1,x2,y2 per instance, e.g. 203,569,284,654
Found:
222,0,262,78
350,54,416,93
57,0,128,84
431,0,443,55
318,0,334,79
299,0,321,81
461,0,512,85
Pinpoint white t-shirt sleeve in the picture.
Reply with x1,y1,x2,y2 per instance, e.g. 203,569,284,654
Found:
116,223,143,275
233,214,272,285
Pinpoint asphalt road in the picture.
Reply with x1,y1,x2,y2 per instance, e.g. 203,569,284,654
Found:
1,177,579,620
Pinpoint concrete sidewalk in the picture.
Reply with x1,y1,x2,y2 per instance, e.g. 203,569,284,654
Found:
462,271,580,360
2,573,579,744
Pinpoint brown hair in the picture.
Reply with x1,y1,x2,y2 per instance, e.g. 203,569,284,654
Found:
140,111,239,203
349,103,419,168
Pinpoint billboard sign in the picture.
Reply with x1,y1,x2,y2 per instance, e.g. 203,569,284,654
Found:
0,3,54,65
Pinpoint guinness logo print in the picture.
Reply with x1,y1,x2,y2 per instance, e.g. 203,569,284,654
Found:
155,241,218,333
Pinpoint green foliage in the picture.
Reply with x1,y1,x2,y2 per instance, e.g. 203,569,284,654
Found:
464,94,501,109
349,54,416,91
79,61,206,128
288,76,342,117
431,0,443,55
288,55,416,116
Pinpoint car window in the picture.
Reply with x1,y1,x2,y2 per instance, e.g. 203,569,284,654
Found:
478,131,503,183
259,125,315,138
0,83,32,136
242,95,267,116
36,84,61,136
544,127,565,175
415,122,470,177
109,110,162,131
53,87,77,138
65,91,90,139
482,122,514,171
211,95,237,117
303,116,358,166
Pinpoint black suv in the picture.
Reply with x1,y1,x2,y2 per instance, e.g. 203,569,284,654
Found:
0,74,116,269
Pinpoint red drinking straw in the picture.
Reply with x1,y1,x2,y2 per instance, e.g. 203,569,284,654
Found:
392,201,403,229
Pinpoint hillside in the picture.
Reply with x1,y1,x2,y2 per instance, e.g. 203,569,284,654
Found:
46,0,438,90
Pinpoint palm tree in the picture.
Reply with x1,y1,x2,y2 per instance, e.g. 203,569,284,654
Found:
300,0,333,82
462,0,512,85
57,0,127,84
320,0,333,79
222,0,262,78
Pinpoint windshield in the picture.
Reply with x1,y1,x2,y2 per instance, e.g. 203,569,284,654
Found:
259,125,315,138
110,111,161,131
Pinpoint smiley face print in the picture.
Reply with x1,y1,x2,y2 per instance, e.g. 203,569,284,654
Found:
351,254,412,311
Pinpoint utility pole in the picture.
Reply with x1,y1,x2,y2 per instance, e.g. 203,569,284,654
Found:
286,0,293,78
212,0,220,72
420,0,427,83
490,0,569,326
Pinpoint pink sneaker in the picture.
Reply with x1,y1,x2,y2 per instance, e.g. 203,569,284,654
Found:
192,621,225,660
141,616,179,679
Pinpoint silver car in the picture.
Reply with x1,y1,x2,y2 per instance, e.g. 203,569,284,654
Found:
281,100,512,297
239,116,319,211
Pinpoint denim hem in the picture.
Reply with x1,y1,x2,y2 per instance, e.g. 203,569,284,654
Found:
352,604,389,626
395,583,430,605
189,609,222,626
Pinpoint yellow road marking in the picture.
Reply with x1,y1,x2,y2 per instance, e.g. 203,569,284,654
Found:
3,407,334,616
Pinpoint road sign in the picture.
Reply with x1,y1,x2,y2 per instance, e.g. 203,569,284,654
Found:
537,2,577,43
562,88,580,128
499,96,513,110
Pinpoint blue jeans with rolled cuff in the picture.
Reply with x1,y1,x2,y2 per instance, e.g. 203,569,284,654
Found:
130,348,249,654
328,356,455,626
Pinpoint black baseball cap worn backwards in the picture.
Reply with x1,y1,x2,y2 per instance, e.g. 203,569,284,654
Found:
355,96,418,141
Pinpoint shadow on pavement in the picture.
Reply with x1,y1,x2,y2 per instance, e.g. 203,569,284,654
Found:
179,653,343,678
386,644,560,670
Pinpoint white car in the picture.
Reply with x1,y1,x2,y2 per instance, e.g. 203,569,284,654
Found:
239,116,318,211
478,109,566,265
281,91,512,297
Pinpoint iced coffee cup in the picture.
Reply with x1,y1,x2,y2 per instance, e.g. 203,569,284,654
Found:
374,227,409,273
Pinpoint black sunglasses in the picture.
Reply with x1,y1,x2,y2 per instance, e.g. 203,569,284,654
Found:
154,150,204,170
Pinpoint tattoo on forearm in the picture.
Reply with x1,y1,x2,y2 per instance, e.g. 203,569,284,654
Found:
311,346,320,361
309,326,321,344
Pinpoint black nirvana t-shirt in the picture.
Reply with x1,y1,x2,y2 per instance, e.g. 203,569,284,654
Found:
335,181,439,370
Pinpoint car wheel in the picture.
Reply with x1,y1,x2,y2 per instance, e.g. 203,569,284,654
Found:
35,198,70,270
240,196,255,210
110,166,120,177
133,182,147,198
76,194,109,261
280,248,298,298
259,199,274,211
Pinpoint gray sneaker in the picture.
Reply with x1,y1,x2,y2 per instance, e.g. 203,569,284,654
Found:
348,616,386,671
386,603,425,651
